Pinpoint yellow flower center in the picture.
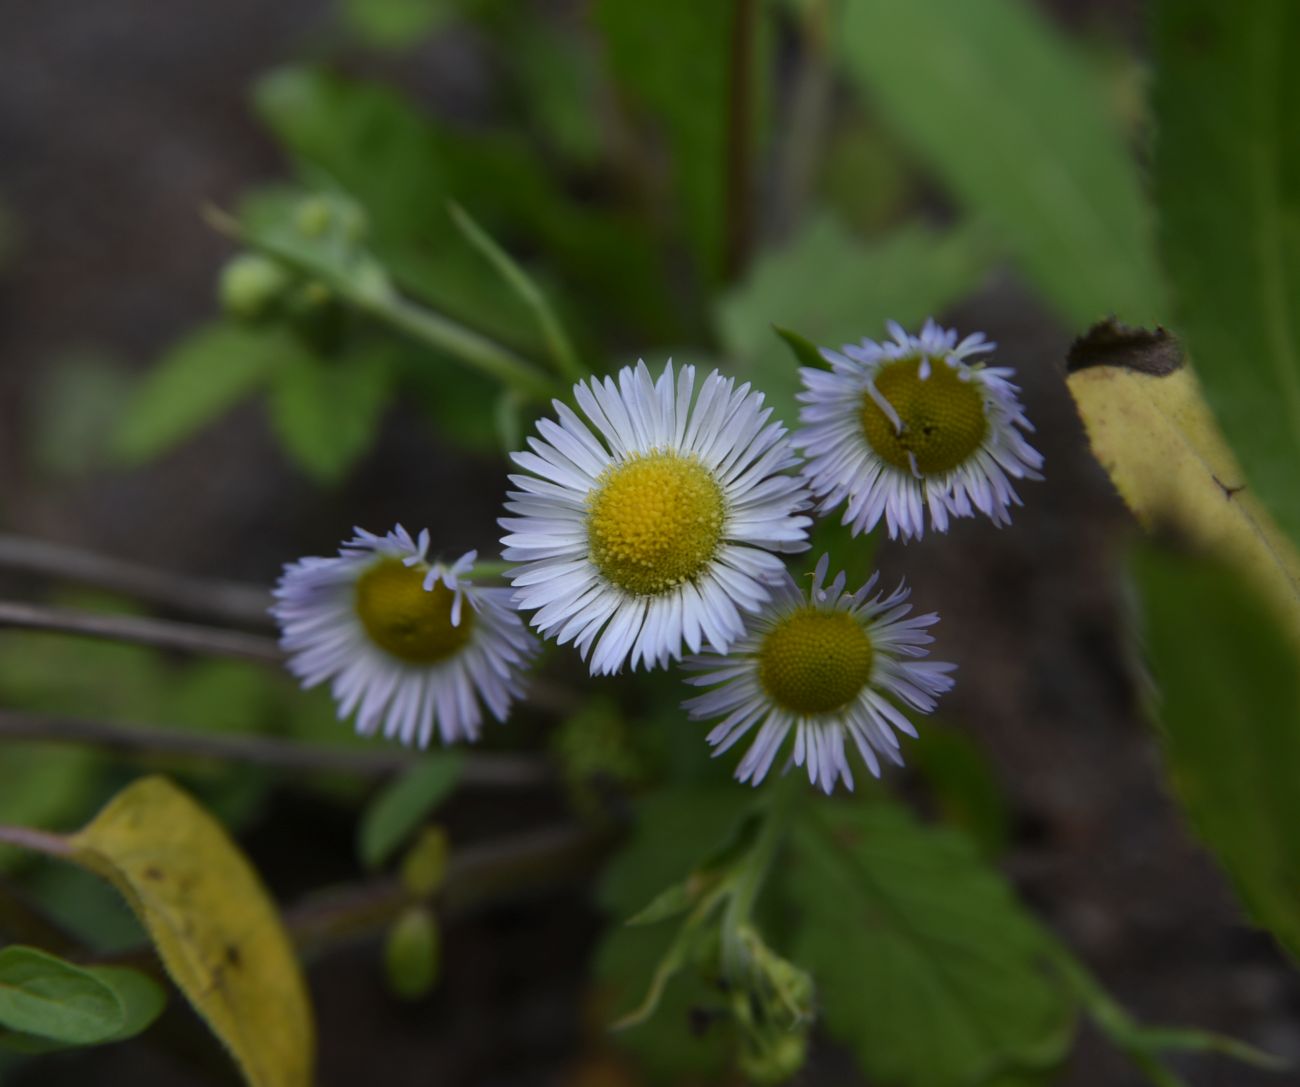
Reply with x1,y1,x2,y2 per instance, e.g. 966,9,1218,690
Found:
355,558,474,664
758,608,874,716
860,356,988,475
587,451,726,596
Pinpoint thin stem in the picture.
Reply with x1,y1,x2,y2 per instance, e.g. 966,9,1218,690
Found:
0,600,284,665
0,533,273,629
0,825,73,860
206,206,560,404
723,0,759,281
771,0,833,239
447,201,583,385
721,777,797,979
288,822,608,957
0,709,549,788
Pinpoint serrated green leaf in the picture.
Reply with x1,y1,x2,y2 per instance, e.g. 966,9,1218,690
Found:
1153,0,1300,550
0,946,123,1046
1136,547,1300,965
267,346,392,483
787,801,1074,1087
838,0,1163,326
717,215,991,424
358,755,463,870
112,323,284,464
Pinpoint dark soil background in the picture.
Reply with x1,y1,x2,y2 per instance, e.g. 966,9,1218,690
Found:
2,1,1298,1085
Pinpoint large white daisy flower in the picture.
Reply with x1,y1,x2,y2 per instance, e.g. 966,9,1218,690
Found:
796,319,1043,541
683,554,955,793
272,526,537,746
501,361,812,675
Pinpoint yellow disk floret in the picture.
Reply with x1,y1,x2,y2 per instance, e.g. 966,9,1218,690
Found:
860,356,988,475
355,558,474,664
587,451,726,596
758,608,873,715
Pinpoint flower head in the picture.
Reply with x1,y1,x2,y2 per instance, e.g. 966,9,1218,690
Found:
501,361,811,675
796,320,1043,541
272,526,536,746
683,554,955,793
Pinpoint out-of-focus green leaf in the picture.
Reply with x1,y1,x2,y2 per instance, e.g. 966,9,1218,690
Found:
911,726,1012,858
340,0,456,48
717,215,991,423
838,0,1163,327
112,324,287,465
788,801,1074,1087
358,756,463,870
1153,0,1300,549
28,351,135,479
0,947,161,1049
593,0,732,283
0,746,98,874
267,346,392,483
1136,547,1300,964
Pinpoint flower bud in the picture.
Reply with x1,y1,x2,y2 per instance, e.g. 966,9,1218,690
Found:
384,906,439,1000
219,253,292,322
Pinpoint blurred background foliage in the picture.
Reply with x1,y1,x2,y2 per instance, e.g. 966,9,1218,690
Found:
2,0,1300,1085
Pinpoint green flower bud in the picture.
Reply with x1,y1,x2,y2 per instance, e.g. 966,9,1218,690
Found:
400,825,449,898
219,253,292,322
384,906,439,1000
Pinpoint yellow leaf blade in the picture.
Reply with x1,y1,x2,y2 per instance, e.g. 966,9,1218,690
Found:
69,776,314,1087
1067,324,1300,640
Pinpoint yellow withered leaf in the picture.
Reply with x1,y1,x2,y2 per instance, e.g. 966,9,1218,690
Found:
68,776,314,1087
1066,320,1300,640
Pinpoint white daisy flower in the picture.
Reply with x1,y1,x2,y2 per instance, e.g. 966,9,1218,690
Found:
501,360,812,675
795,319,1043,541
272,526,537,746
683,554,955,793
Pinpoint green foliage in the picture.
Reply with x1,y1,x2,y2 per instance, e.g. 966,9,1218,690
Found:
787,800,1075,1087
1153,0,1300,549
717,216,991,424
384,907,440,1000
1136,546,1300,964
837,0,1163,327
910,726,1012,859
594,0,733,284
340,0,456,48
0,946,163,1050
267,345,393,482
358,757,462,870
112,323,287,464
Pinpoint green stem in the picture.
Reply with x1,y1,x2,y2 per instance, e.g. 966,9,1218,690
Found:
721,777,798,978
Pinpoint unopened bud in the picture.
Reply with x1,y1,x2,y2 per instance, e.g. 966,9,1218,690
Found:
219,253,291,321
384,906,439,1000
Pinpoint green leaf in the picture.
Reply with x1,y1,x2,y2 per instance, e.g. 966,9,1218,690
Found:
112,323,285,464
0,946,124,1046
339,0,456,48
357,755,463,870
1153,0,1300,549
837,0,1163,326
717,215,991,424
594,0,732,282
787,801,1074,1087
86,966,167,1043
1136,546,1300,964
267,346,392,483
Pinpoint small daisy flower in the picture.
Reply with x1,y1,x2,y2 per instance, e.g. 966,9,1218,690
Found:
272,526,537,746
683,554,955,793
501,361,811,675
796,319,1043,541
